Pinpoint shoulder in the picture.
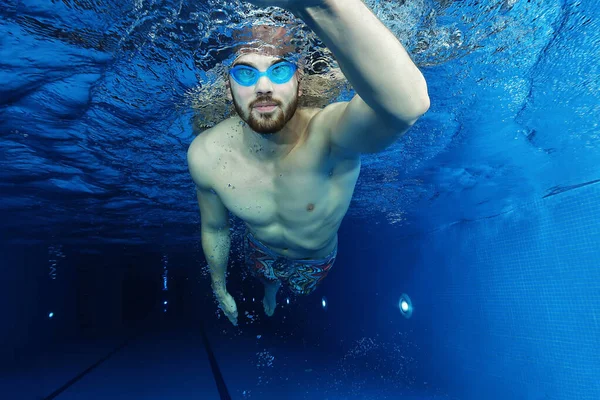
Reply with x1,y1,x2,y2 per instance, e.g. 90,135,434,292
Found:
187,117,240,189
299,106,329,140
304,102,360,161
310,102,347,127
189,117,240,155
302,102,349,139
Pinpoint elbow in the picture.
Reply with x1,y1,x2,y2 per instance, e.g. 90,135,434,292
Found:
387,81,430,125
390,99,429,127
411,78,431,117
415,96,430,121
401,92,430,125
419,93,431,114
406,75,431,120
411,98,429,119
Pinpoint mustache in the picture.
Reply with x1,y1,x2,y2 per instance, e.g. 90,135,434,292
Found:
251,97,281,107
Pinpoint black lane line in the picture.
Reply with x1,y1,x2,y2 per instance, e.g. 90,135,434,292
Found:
42,334,136,400
199,321,232,400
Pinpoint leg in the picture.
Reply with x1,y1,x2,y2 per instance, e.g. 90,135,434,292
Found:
244,230,283,316
261,278,281,317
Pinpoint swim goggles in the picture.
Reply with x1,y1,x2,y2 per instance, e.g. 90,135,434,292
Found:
229,61,297,87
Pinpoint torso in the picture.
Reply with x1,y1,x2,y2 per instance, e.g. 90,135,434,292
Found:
200,108,361,259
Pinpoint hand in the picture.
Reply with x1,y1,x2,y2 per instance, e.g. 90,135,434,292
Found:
242,0,325,9
215,290,239,326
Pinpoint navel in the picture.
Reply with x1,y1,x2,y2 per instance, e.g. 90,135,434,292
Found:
307,203,315,212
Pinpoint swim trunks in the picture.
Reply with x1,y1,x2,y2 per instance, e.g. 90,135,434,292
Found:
243,230,337,296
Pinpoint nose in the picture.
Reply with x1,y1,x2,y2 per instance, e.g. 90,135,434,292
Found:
254,74,273,95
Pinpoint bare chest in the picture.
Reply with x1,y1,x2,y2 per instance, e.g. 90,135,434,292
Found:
211,138,360,252
213,145,335,227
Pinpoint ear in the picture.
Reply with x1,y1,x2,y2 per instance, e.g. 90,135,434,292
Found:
297,73,303,97
225,78,233,101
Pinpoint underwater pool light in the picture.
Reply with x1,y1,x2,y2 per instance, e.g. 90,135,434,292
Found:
398,293,413,319
48,312,54,318
164,301,168,305
321,296,328,311
401,300,409,312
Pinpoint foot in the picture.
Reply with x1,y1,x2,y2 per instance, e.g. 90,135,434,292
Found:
262,280,281,317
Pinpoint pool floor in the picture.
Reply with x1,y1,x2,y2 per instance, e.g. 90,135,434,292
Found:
1,321,452,400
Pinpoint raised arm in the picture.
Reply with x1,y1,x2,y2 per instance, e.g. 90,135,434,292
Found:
246,0,430,154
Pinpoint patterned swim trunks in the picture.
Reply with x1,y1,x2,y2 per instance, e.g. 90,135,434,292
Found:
243,230,337,296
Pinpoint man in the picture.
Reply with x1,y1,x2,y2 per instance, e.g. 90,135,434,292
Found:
187,0,430,326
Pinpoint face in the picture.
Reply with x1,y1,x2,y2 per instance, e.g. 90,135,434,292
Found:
228,53,301,134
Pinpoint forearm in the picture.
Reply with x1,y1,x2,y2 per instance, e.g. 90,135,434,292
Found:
293,0,429,120
201,227,231,293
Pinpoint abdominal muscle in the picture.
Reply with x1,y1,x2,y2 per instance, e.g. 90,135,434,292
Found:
221,153,353,260
244,210,341,260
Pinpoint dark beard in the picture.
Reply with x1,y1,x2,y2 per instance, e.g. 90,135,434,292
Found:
232,89,299,134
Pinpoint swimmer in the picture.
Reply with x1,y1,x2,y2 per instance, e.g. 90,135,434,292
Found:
187,0,430,326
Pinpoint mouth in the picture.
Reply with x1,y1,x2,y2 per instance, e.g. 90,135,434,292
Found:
253,102,279,113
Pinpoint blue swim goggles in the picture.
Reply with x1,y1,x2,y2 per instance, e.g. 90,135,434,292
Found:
229,61,297,87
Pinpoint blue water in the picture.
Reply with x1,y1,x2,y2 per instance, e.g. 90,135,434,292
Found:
1,0,599,399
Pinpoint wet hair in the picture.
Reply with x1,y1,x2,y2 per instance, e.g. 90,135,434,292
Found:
232,24,297,57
